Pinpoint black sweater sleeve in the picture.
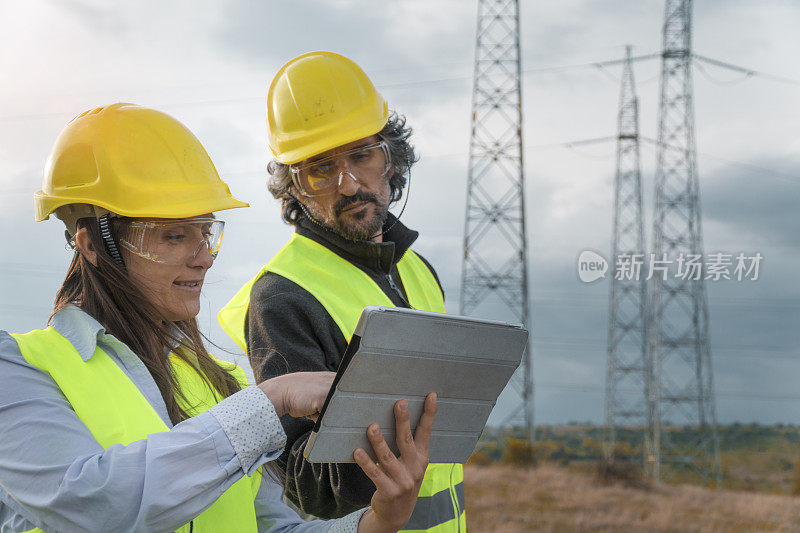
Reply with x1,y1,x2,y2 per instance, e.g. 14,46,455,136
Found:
245,272,376,518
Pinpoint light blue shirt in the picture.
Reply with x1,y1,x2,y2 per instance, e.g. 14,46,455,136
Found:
0,305,365,533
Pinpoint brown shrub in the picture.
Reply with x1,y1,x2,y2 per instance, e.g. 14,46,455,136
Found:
502,436,536,466
533,439,565,462
612,440,635,460
793,457,800,495
595,458,651,490
467,450,493,466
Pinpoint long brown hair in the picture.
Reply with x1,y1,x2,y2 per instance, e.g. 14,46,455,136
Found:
53,217,241,425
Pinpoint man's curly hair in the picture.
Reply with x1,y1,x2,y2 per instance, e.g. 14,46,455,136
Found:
267,111,418,224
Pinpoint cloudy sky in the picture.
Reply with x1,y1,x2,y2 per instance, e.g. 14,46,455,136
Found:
1,0,798,426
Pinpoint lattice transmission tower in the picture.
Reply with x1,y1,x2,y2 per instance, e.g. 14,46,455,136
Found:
648,0,721,484
461,0,533,446
604,46,651,467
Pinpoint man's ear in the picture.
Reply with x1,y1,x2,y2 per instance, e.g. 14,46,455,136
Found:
74,226,98,266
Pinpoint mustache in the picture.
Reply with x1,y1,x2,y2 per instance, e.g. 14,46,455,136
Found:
333,191,379,217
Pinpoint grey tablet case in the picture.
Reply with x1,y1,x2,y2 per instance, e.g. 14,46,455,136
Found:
303,306,528,464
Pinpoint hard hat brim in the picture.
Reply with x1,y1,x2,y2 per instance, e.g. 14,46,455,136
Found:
35,190,249,222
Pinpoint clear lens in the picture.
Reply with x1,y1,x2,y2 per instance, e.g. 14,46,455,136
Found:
290,141,391,197
118,218,224,264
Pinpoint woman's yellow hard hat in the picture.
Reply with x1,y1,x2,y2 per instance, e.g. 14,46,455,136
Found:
35,103,248,229
266,51,389,165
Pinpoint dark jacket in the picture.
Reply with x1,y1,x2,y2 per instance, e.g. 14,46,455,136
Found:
245,214,443,518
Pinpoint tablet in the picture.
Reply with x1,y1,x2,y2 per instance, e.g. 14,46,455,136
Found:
303,306,528,464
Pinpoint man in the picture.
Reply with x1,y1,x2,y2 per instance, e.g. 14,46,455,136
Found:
219,51,466,531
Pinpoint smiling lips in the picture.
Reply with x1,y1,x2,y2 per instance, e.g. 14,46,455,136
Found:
173,280,203,291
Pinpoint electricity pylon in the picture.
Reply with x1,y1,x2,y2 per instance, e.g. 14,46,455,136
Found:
604,46,650,467
648,0,721,485
461,0,533,447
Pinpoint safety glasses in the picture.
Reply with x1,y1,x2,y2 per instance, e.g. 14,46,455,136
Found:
118,218,225,265
289,141,391,197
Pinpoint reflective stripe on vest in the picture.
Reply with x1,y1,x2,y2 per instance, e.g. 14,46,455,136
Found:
218,233,465,532
402,463,466,533
11,327,261,533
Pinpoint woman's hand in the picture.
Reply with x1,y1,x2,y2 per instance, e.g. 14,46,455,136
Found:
355,393,437,533
257,372,335,419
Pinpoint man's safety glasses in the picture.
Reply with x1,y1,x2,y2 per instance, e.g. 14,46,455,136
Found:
118,218,225,265
289,141,392,197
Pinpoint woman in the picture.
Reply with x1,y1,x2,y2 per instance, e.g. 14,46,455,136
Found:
0,103,435,533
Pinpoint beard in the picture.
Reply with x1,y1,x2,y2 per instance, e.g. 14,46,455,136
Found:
304,190,390,241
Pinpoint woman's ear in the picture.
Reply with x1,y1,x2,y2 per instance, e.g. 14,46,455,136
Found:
74,226,98,266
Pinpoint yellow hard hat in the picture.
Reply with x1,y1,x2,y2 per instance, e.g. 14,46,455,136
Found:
35,103,248,228
266,51,389,165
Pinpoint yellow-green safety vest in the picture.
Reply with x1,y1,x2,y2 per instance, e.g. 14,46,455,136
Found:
219,233,466,532
11,327,262,533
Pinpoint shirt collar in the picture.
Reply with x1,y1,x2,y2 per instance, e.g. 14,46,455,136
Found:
296,212,419,274
51,304,188,363
50,305,106,362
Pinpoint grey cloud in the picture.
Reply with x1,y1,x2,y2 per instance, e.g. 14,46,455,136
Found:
213,1,477,83
701,157,800,248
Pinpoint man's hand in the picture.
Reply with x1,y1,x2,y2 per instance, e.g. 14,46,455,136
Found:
257,371,335,419
355,393,437,533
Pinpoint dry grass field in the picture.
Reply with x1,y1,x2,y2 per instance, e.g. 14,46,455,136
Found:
463,464,800,532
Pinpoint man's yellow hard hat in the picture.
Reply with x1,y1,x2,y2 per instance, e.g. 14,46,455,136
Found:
35,103,248,228
266,51,389,165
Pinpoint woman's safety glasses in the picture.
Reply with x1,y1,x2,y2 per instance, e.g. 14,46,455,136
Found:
118,218,225,265
289,141,391,197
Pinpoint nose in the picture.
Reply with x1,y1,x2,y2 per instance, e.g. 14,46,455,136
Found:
337,170,359,197
189,240,214,270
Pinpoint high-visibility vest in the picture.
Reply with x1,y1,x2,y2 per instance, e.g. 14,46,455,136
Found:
219,233,466,532
11,327,262,533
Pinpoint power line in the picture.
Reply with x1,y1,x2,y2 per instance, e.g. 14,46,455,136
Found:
532,337,800,360
693,54,800,87
523,136,799,188
530,296,800,312
1,51,795,125
537,382,800,402
11,134,796,196
639,136,800,185
407,136,618,161
531,291,800,307
0,55,664,124
694,61,755,86
547,136,799,188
